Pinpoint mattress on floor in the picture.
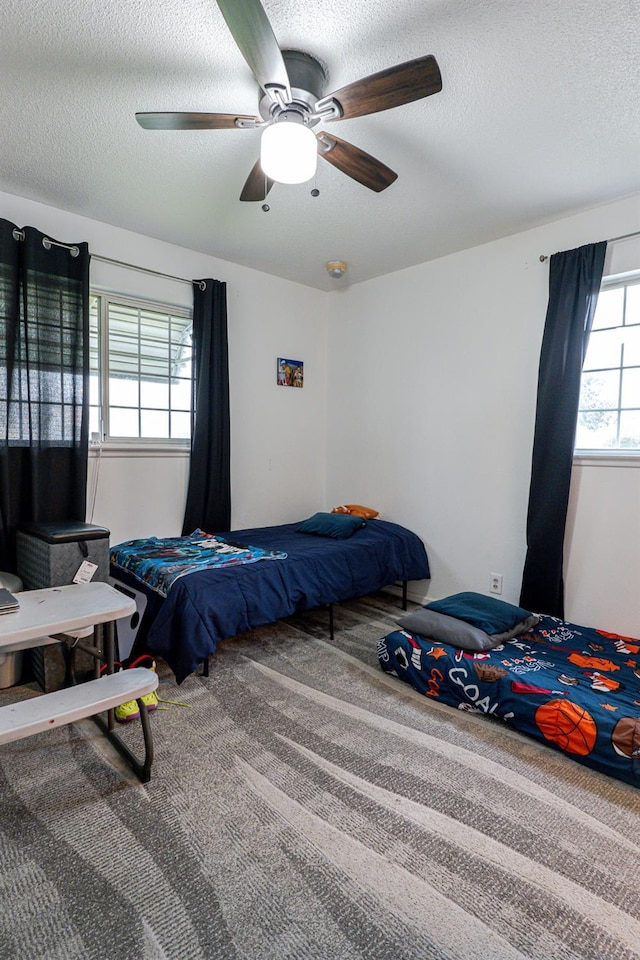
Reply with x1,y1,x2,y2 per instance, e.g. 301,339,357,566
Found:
377,614,640,789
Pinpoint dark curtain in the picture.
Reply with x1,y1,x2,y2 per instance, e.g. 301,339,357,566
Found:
182,279,231,534
520,241,607,617
0,220,89,570
0,219,90,572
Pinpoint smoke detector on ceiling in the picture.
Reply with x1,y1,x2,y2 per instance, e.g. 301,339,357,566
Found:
326,260,347,278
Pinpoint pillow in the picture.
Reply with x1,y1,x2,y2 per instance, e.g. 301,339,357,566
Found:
396,607,538,651
331,504,379,519
296,512,366,539
426,592,538,635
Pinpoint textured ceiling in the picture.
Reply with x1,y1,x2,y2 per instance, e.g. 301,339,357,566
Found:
1,0,639,290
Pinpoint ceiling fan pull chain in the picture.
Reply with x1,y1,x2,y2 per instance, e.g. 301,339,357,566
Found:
262,168,270,210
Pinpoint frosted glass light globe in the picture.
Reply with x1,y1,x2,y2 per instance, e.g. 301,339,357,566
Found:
261,121,317,184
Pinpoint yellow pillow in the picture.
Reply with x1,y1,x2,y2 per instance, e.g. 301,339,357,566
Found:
331,504,379,520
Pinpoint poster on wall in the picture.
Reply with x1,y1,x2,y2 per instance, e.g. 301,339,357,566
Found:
277,358,304,387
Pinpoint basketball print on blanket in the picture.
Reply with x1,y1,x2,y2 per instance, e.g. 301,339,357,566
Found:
534,699,597,756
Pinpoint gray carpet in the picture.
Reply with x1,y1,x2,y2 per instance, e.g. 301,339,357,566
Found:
1,593,639,960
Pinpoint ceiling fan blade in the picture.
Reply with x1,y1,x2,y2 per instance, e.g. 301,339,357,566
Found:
136,112,259,130
317,133,397,192
320,55,442,121
216,0,291,100
239,159,274,201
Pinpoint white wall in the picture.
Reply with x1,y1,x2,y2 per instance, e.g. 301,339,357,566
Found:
1,191,328,547
325,193,640,635
4,187,640,636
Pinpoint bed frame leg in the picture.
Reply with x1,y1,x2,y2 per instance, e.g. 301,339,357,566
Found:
328,603,334,640
201,657,209,678
402,580,408,610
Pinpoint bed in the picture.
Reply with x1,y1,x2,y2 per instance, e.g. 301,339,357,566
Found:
110,516,430,683
377,598,640,789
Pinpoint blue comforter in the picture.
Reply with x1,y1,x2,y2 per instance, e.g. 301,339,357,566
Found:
112,519,430,683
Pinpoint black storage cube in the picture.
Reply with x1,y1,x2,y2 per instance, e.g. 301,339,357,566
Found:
16,521,110,590
16,521,111,692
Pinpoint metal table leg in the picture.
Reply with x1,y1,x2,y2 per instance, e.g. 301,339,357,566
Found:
91,619,155,783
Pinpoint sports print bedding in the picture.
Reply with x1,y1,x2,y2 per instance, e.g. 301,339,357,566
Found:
378,604,640,789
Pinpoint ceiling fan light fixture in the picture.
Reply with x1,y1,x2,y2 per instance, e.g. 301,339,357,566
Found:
260,118,317,184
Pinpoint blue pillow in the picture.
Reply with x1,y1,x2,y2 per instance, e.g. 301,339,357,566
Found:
296,512,366,539
426,591,536,635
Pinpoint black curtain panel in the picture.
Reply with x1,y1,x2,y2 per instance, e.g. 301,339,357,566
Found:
182,279,231,535
520,241,607,617
0,219,90,572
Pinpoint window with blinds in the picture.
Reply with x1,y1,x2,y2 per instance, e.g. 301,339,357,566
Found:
576,274,640,452
90,293,192,442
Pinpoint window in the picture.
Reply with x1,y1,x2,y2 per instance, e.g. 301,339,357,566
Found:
90,293,192,443
575,275,640,452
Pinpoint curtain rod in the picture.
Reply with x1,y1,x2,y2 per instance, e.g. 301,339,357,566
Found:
92,254,206,291
12,229,206,290
539,229,640,262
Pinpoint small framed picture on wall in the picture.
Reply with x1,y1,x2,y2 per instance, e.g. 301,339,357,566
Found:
277,357,304,387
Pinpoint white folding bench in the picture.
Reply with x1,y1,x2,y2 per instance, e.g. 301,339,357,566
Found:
0,582,158,782
0,668,157,742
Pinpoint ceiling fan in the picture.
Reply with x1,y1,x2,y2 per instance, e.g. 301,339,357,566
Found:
135,0,442,202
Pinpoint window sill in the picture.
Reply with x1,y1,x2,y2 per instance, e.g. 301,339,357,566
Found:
573,452,640,468
89,442,190,458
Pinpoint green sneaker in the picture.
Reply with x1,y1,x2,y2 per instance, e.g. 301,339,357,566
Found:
115,698,141,723
127,654,158,713
100,660,145,723
140,690,158,712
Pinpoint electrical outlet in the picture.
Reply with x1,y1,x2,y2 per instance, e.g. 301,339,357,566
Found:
490,573,503,595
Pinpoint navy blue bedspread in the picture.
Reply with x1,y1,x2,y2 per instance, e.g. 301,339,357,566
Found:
378,616,640,789
112,519,429,683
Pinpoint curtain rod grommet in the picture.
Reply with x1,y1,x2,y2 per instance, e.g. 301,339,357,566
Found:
42,236,80,257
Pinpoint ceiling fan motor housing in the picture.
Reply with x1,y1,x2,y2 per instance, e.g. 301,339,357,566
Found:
258,50,327,123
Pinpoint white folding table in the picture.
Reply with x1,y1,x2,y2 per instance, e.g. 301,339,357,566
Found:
0,581,157,782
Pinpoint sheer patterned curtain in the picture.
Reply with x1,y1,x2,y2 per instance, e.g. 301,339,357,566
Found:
0,219,90,571
520,241,607,617
182,279,231,535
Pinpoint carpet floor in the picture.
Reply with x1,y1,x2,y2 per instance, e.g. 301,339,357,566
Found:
1,592,639,960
